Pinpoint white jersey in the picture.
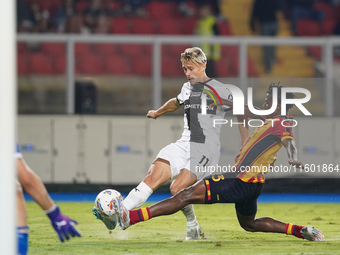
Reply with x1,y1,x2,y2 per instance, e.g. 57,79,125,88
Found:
176,79,233,145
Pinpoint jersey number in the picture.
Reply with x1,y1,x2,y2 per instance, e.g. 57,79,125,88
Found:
212,174,225,182
199,155,210,167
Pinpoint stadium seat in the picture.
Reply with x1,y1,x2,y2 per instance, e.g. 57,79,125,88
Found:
17,42,28,54
168,44,191,56
157,18,181,35
161,45,171,57
47,0,62,16
131,55,152,76
215,58,231,77
146,1,176,19
92,43,117,56
296,18,321,36
180,17,198,35
33,0,60,16
131,18,156,34
221,45,238,58
335,5,340,22
313,1,334,20
54,55,66,74
17,55,29,75
42,43,65,56
144,44,153,55
321,19,336,35
78,54,104,75
216,21,232,36
108,0,122,10
35,0,49,12
105,55,130,75
230,55,258,77
111,17,131,34
75,0,88,13
334,56,340,63
247,57,258,77
161,55,183,77
119,44,143,57
231,56,239,76
75,43,93,57
308,46,322,61
29,53,53,74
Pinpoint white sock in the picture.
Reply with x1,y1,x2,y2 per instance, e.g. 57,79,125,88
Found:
181,204,197,226
123,182,153,210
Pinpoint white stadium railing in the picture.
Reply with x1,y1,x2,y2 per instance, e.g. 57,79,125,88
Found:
17,34,340,116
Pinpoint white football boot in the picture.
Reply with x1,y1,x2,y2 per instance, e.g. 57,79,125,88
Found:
301,225,325,241
115,197,131,230
186,222,205,240
92,207,117,230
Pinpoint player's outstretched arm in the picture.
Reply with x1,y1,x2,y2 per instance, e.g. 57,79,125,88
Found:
17,158,81,242
282,139,305,170
17,158,54,210
146,97,181,119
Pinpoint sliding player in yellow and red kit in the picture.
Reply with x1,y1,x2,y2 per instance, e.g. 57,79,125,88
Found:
109,83,324,241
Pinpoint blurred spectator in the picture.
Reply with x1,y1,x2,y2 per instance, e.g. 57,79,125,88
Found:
250,0,280,74
84,0,110,32
93,14,112,33
195,4,220,77
325,0,340,6
288,0,325,34
176,0,224,20
176,0,195,17
122,0,149,17
17,0,50,33
64,13,86,33
53,0,79,33
17,0,33,32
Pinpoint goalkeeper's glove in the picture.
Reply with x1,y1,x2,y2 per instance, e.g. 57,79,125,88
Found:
45,204,81,242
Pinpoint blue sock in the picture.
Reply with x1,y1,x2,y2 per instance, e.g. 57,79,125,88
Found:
17,226,29,255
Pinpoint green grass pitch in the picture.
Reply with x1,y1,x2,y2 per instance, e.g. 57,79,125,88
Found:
27,202,340,254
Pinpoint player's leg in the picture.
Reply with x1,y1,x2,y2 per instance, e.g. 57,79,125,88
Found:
151,180,206,216
172,142,220,239
117,180,206,229
17,182,29,255
124,141,188,211
123,158,171,210
236,201,325,241
236,211,286,233
170,169,197,226
170,169,202,240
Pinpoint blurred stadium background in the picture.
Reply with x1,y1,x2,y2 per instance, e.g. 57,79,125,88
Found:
16,0,340,195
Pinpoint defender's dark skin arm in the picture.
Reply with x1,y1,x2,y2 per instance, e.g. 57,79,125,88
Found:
282,138,305,169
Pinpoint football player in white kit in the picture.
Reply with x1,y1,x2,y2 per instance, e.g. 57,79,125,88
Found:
94,47,248,240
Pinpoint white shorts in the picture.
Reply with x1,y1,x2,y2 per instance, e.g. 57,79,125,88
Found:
155,139,220,180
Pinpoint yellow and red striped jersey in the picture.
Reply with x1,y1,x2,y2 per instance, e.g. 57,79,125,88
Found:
235,115,295,183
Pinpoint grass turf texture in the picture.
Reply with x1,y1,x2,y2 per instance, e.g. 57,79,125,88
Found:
27,202,340,254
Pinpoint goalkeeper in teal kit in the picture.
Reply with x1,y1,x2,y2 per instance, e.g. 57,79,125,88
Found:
15,143,81,255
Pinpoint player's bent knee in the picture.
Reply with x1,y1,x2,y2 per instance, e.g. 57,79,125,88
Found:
177,183,204,205
239,221,256,232
173,187,195,205
170,184,183,196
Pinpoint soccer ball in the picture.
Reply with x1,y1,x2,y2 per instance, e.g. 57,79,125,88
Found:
94,189,122,217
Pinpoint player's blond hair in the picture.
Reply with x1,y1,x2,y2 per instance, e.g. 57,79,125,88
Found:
180,47,207,65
